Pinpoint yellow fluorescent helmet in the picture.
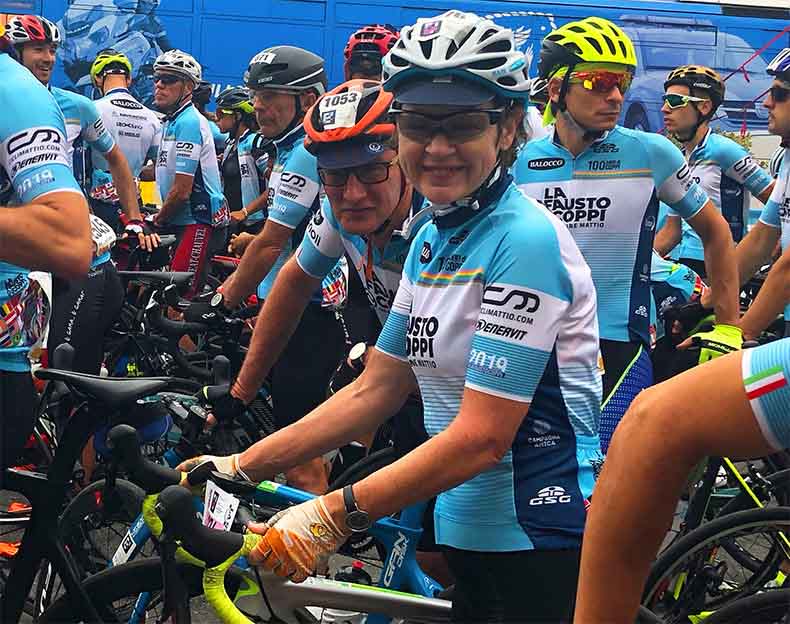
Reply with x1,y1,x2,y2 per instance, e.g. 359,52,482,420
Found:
90,49,133,84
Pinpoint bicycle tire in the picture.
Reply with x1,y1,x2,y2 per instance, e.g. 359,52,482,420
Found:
38,557,243,623
703,590,790,624
643,507,790,617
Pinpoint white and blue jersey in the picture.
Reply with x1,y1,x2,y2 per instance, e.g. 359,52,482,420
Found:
758,147,790,321
669,130,773,261
256,125,322,301
91,87,161,199
0,54,83,371
376,176,603,552
514,126,709,346
156,102,229,228
221,130,266,222
208,119,228,153
296,192,428,324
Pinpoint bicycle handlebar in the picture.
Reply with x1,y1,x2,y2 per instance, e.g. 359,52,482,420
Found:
156,484,260,624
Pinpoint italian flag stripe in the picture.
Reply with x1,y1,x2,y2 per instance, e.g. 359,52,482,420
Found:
745,365,787,400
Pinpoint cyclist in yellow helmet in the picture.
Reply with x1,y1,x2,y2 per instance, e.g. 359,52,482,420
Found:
514,17,740,453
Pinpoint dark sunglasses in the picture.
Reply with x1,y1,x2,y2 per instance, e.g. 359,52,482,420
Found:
392,109,504,144
769,84,790,103
153,73,182,86
662,93,709,109
319,158,398,187
570,70,633,95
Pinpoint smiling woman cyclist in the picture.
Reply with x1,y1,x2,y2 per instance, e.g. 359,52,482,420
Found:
202,10,604,623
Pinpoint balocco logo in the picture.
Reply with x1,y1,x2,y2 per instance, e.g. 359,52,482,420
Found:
110,98,143,110
528,157,565,170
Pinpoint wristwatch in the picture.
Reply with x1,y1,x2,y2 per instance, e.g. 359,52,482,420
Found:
342,485,371,533
210,291,231,314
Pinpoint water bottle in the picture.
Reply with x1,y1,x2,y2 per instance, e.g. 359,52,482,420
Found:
320,561,372,623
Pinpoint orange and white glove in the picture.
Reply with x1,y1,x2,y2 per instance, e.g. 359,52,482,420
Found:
247,497,350,582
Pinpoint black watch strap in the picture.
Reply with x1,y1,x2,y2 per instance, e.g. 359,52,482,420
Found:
342,484,358,514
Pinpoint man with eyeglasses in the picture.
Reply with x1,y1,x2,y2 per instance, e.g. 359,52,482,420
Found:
728,48,790,340
514,18,739,453
151,49,229,298
207,46,345,495
655,65,775,276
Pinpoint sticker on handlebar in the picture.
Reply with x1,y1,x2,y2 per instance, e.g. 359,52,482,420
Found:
255,481,280,493
203,480,240,531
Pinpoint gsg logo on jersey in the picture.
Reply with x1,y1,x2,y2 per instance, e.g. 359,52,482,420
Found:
482,285,540,313
527,157,565,170
110,98,144,110
541,187,609,228
529,486,571,506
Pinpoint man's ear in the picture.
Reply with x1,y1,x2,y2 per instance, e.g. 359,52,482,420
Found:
300,90,318,113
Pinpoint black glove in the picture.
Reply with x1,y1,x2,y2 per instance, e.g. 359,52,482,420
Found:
201,385,246,423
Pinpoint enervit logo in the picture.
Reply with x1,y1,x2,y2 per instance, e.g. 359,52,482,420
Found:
529,485,571,506
528,157,565,170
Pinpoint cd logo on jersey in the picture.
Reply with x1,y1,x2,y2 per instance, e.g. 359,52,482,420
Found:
527,157,565,171
419,242,432,264
481,285,540,313
110,98,144,110
6,128,61,155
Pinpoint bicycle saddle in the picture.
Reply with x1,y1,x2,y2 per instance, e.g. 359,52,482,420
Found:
117,271,195,287
34,369,172,409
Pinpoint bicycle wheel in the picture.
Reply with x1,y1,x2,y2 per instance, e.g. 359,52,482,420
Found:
38,558,244,623
643,507,790,623
704,590,790,624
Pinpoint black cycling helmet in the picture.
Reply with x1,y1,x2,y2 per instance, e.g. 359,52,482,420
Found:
192,80,213,108
216,86,254,113
244,45,327,95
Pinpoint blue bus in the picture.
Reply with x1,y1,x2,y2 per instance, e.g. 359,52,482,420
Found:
2,0,788,137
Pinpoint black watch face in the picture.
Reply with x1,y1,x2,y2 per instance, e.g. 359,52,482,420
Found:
346,510,371,533
210,292,223,308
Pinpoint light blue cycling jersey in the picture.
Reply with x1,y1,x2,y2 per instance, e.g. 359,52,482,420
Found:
742,337,790,450
376,175,603,551
758,147,790,321
223,130,266,223
296,192,428,324
208,119,228,153
514,126,709,346
91,87,161,198
650,251,704,342
156,102,229,228
0,53,83,372
256,125,322,301
668,130,773,261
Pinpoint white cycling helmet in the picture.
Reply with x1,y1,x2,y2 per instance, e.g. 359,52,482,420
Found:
154,49,202,84
769,146,785,179
382,10,530,104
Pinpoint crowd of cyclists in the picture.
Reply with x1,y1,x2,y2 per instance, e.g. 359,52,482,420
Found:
1,7,789,623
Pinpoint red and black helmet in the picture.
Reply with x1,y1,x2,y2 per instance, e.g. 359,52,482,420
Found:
3,14,61,47
343,24,399,80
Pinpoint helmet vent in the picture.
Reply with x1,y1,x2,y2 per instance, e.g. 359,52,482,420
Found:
419,39,433,59
602,36,617,56
469,57,506,70
498,76,517,87
584,37,603,55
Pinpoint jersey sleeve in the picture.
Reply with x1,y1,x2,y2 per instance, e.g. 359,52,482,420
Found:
77,96,115,155
717,140,774,198
375,236,417,361
267,145,321,230
146,117,162,161
0,97,81,204
295,197,346,279
647,133,708,220
759,160,787,228
466,210,574,402
171,116,203,177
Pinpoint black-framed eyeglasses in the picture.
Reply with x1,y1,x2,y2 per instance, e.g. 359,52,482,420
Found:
391,108,504,144
769,84,790,103
153,73,182,86
319,158,398,187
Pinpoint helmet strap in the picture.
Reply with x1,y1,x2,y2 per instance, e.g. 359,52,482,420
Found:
552,64,606,143
672,102,709,144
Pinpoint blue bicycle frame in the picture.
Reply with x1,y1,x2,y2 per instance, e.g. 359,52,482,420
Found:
109,451,443,624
